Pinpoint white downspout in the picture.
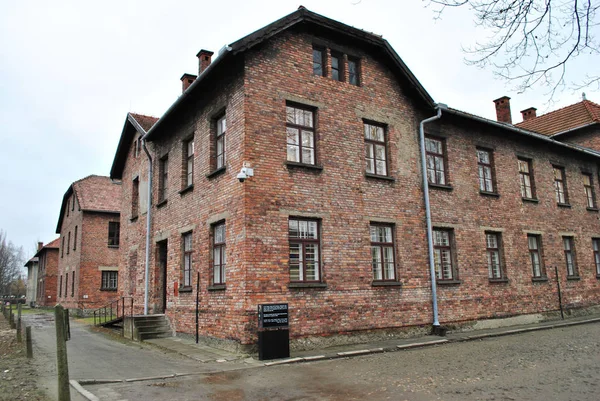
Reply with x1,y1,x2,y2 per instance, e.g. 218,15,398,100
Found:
418,104,446,328
141,139,153,315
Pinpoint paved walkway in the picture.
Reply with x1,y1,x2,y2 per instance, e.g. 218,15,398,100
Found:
138,313,600,367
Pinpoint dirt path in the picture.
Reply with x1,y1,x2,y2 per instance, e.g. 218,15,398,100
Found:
0,311,51,401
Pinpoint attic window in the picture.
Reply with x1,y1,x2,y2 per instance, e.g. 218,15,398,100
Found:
312,47,325,77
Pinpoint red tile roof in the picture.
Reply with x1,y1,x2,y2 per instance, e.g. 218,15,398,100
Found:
33,237,60,257
129,113,159,133
72,175,122,213
516,100,600,136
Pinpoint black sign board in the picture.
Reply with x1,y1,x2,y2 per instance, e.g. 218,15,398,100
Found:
258,303,289,329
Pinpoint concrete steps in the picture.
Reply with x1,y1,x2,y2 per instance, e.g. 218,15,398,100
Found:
131,314,173,341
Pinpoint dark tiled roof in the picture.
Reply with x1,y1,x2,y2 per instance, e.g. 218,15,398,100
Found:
129,113,159,132
144,6,435,140
109,112,157,180
516,100,600,136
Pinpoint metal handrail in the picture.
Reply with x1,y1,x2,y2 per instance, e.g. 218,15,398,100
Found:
92,296,134,327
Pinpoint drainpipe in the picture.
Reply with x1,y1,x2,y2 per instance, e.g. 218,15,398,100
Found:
142,139,153,315
418,104,446,329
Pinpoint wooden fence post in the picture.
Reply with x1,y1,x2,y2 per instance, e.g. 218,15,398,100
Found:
55,305,71,401
16,303,22,342
26,326,33,358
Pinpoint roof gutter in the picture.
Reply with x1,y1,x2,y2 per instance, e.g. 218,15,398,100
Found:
444,108,600,159
144,45,233,141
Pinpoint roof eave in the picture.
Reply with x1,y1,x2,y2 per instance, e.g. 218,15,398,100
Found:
443,107,600,159
550,122,599,139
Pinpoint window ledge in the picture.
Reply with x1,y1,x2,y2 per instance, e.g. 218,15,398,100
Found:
531,276,549,283
108,245,119,249
206,166,226,179
429,183,453,191
100,289,117,292
285,161,323,171
365,173,395,182
586,207,599,212
208,284,226,291
480,191,500,198
436,279,462,285
130,216,139,222
288,282,327,289
522,197,539,203
179,185,194,196
157,199,168,208
371,281,402,287
179,287,193,293
557,203,572,208
567,276,581,281
489,277,509,283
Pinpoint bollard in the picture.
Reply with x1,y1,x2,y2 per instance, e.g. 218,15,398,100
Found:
26,326,33,359
55,305,71,401
9,304,15,329
16,303,22,342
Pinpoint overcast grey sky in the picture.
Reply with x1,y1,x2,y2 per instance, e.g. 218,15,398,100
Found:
1,0,598,258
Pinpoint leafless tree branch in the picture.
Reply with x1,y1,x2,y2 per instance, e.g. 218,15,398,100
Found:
426,0,600,101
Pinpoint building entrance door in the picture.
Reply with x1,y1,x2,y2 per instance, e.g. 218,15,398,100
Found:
156,240,168,313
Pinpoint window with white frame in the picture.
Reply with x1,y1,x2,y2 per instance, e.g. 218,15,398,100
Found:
364,122,388,176
563,236,578,277
486,232,504,279
286,104,315,165
477,149,495,193
425,137,447,185
183,232,192,288
213,223,226,285
289,218,320,282
433,229,456,281
370,224,395,281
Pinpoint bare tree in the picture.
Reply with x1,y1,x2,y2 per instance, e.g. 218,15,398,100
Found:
427,0,600,100
0,230,25,296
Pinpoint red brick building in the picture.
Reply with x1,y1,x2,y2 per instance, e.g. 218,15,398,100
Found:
55,175,122,314
110,7,600,351
34,238,59,307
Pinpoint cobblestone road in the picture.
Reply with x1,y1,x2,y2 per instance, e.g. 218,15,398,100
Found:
86,322,600,400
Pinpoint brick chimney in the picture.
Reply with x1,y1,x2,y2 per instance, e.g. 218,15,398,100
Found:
197,49,214,75
180,73,197,93
37,242,43,251
520,107,537,122
493,96,512,124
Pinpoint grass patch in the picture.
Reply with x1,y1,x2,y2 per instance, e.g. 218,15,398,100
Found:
74,316,97,325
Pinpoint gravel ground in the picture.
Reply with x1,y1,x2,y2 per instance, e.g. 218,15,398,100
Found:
87,322,600,401
0,313,51,401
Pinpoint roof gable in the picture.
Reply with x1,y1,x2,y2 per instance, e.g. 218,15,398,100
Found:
56,175,122,233
110,113,158,179
516,100,600,136
144,6,435,140
33,237,60,257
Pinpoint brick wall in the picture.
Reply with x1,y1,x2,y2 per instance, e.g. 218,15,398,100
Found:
38,248,58,307
57,193,83,309
117,25,600,347
427,117,600,324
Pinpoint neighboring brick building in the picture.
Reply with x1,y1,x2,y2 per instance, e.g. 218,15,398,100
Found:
110,7,600,351
34,238,59,307
514,96,600,151
55,175,122,314
24,254,38,307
